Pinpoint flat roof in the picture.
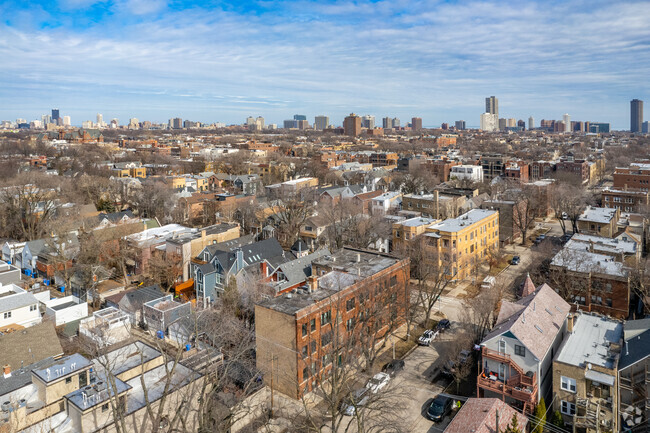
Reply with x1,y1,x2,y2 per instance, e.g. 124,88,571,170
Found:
428,209,496,233
32,353,92,384
578,206,617,224
93,341,162,377
556,313,622,370
396,217,438,227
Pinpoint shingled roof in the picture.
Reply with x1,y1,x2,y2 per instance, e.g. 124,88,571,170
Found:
444,398,528,433
483,283,570,360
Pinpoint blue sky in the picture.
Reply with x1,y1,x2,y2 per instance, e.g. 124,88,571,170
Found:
1,0,649,129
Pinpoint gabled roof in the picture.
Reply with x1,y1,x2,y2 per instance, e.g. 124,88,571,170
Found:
520,274,536,298
270,249,331,292
0,322,63,371
203,234,255,258
98,209,135,223
106,285,163,314
483,283,570,360
444,398,528,433
620,328,650,370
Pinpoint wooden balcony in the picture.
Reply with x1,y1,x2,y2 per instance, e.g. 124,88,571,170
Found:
477,374,538,412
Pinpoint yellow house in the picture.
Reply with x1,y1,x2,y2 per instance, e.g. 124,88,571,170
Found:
424,209,499,280
130,167,147,178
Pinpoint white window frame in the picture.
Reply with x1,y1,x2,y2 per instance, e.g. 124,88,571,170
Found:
3,311,11,319
561,400,576,415
561,376,577,393
498,339,506,353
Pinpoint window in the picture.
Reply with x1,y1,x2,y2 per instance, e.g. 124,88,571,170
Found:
561,400,576,415
321,310,332,326
346,317,355,332
30,304,37,312
321,331,332,346
514,345,526,357
561,376,576,393
301,345,308,356
102,403,109,412
302,367,309,381
310,341,317,354
390,275,397,287
310,318,316,332
498,340,506,353
3,312,11,319
346,298,355,312
302,323,308,337
322,354,330,366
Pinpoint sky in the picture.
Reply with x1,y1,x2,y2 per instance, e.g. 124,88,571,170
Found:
1,0,649,129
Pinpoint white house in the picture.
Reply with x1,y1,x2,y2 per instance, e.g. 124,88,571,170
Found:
0,284,44,329
370,191,402,215
477,278,570,414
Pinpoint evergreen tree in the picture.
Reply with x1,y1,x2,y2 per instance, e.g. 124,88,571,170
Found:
550,410,565,428
501,413,523,433
532,397,547,433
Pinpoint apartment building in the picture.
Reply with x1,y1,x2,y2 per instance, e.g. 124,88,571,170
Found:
602,187,650,213
552,312,623,432
424,209,499,280
255,248,409,399
577,206,620,238
369,152,398,167
478,281,570,414
391,217,439,251
110,162,147,179
613,162,650,191
550,239,630,319
450,165,484,182
401,192,465,220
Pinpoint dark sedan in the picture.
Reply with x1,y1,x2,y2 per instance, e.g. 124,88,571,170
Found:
426,395,453,422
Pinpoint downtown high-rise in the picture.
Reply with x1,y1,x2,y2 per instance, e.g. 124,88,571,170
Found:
631,99,643,133
485,96,498,118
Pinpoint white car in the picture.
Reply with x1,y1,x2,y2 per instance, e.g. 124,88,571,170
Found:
418,329,438,346
365,372,390,394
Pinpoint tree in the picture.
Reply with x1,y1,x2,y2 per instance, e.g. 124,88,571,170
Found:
500,413,523,433
511,185,541,245
461,282,502,344
147,251,183,292
550,410,565,429
274,195,314,248
531,397,547,433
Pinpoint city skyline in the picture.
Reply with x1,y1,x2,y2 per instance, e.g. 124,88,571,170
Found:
1,0,649,129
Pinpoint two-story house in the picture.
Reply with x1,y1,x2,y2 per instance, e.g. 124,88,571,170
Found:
478,279,570,414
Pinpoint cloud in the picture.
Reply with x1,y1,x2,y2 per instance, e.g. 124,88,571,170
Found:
0,0,648,127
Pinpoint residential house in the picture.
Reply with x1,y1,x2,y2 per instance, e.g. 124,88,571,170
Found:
370,191,402,215
104,285,164,326
478,281,570,414
577,206,620,237
0,284,46,329
0,322,63,371
192,237,286,304
552,312,623,432
0,260,21,286
444,398,528,433
142,295,191,335
265,249,331,296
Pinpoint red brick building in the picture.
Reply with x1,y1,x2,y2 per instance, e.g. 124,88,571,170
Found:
255,248,410,399
613,162,650,191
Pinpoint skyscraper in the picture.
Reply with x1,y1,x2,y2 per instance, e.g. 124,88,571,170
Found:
411,117,422,131
361,115,375,129
96,113,104,127
528,116,535,130
51,108,60,121
498,118,507,131
392,118,400,128
382,117,393,129
293,114,307,121
63,116,71,126
480,113,498,131
343,113,361,136
631,99,643,133
485,96,498,118
455,120,466,130
314,115,329,130
563,114,571,133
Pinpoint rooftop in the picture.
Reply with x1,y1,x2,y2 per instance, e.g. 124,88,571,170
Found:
556,312,622,370
569,233,636,255
578,206,618,224
32,353,92,384
311,247,401,279
428,209,497,233
396,217,438,228
93,341,162,377
551,246,626,277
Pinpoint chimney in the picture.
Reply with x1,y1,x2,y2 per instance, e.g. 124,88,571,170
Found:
308,275,318,292
3,365,10,378
567,314,574,333
201,229,206,238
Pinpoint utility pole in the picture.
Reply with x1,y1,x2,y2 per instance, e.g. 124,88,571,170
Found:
496,408,500,432
270,354,275,418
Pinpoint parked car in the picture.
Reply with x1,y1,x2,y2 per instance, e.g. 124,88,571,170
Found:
442,350,472,376
561,212,568,220
561,233,573,243
436,319,451,332
340,388,371,416
426,394,453,421
365,372,391,394
480,276,496,289
418,329,437,346
510,255,520,265
382,359,405,377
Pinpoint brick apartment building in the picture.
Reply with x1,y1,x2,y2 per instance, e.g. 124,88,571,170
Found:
255,248,410,399
369,152,398,167
504,161,530,183
613,162,650,191
602,188,650,213
423,159,460,182
401,191,465,220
